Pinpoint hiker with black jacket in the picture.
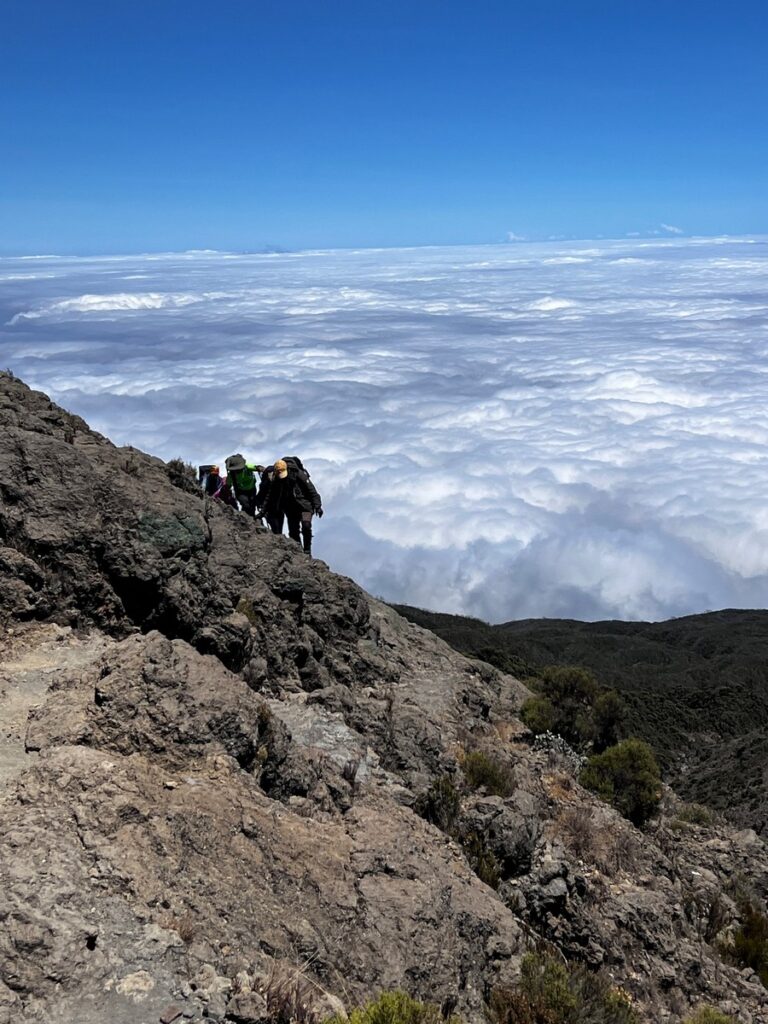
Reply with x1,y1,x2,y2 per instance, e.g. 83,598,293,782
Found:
255,464,277,530
260,457,323,555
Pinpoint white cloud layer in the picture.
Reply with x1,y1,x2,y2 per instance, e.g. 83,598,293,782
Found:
2,236,768,622
8,291,210,322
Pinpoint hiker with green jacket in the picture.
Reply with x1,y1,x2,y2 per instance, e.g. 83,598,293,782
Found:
224,454,263,517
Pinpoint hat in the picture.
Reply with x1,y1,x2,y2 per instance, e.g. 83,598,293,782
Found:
226,454,246,472
274,459,288,479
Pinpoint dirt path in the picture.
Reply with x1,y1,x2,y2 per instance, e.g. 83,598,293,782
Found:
0,623,110,792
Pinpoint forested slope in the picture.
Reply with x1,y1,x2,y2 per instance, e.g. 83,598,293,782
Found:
393,605,768,833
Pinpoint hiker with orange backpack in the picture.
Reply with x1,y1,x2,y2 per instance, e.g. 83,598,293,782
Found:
199,464,238,508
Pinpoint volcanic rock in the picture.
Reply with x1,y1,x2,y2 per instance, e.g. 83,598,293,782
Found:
1,373,767,1023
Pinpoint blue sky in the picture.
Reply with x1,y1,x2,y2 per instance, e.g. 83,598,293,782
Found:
2,0,767,253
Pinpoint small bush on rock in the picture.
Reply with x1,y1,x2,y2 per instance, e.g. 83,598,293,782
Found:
462,751,514,798
167,457,200,494
462,831,501,889
676,803,715,826
122,453,141,476
265,960,335,1024
236,596,260,626
682,1009,733,1024
559,806,599,863
580,739,661,826
415,774,503,889
609,829,640,875
490,952,639,1024
328,991,447,1024
417,763,519,889
558,806,636,874
727,899,768,987
416,775,461,835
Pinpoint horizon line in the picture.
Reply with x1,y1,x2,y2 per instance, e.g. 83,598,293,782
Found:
1,232,766,262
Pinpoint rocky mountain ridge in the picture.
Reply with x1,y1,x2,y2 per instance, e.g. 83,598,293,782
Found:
1,373,767,1024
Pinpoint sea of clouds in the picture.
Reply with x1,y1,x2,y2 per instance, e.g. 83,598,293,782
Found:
2,236,768,622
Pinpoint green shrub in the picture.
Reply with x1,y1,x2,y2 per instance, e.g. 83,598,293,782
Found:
462,751,515,798
592,690,626,753
682,1009,733,1024
728,899,768,986
491,953,575,1023
416,769,505,888
539,665,599,701
580,739,661,826
676,803,714,826
328,991,447,1024
490,952,639,1024
535,666,598,748
521,666,627,753
461,831,501,889
416,775,461,835
520,696,556,736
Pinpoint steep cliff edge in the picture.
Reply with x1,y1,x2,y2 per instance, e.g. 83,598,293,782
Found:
1,373,767,1024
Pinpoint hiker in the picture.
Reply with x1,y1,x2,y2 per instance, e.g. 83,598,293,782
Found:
212,474,238,509
198,463,239,508
198,464,223,496
260,456,323,555
256,464,280,532
224,454,263,517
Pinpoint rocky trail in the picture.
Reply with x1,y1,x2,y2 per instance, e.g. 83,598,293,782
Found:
0,624,109,789
1,373,768,1024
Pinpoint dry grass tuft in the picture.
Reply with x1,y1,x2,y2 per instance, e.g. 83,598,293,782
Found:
157,911,197,945
558,806,640,876
262,958,341,1024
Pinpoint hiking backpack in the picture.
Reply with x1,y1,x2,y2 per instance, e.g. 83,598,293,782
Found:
282,456,309,479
